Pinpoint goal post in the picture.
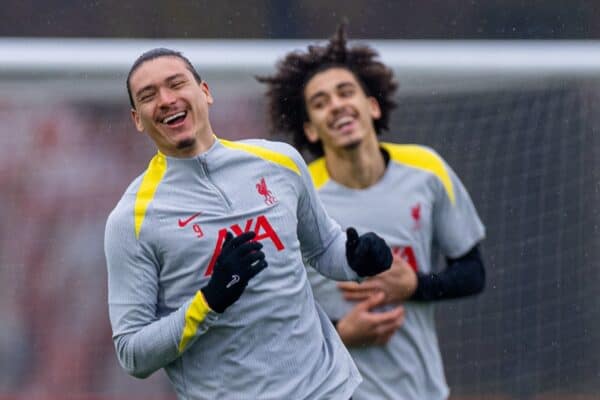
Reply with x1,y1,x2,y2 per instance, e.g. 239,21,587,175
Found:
3,38,600,100
0,38,597,400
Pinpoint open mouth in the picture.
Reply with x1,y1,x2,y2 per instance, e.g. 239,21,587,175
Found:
332,115,355,130
161,111,187,126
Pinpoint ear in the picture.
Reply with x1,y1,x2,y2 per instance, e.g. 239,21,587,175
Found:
303,121,320,143
368,97,382,120
130,108,144,133
201,81,214,105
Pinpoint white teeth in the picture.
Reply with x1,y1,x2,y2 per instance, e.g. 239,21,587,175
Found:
333,116,353,129
162,111,186,124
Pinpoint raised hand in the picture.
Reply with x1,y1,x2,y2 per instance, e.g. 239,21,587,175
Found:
345,227,392,277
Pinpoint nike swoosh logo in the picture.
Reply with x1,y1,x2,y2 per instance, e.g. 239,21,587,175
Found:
226,275,240,288
178,212,202,227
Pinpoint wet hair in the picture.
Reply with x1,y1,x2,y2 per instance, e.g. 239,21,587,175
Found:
126,48,202,109
257,23,398,157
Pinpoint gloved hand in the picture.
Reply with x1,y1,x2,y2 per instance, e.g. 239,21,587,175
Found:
201,231,268,313
345,227,392,277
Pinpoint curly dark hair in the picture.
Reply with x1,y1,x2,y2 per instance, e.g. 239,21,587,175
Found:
257,24,398,157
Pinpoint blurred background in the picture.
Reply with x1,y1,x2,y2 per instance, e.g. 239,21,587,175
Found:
0,1,599,399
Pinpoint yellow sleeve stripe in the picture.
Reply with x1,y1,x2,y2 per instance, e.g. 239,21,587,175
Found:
178,291,212,353
134,152,168,239
307,157,329,190
381,143,456,205
219,139,301,176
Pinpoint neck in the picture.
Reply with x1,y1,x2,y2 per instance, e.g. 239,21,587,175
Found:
324,136,386,189
162,129,216,159
185,133,216,157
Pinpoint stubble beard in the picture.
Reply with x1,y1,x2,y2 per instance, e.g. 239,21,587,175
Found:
342,135,362,151
176,137,196,150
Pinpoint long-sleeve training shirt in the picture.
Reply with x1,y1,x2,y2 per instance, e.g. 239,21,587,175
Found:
104,137,362,400
307,143,485,400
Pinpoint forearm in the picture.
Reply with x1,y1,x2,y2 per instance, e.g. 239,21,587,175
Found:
307,232,360,281
111,291,218,378
113,307,184,379
411,246,485,301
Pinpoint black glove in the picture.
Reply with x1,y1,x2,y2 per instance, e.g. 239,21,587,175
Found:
201,231,267,313
345,227,392,277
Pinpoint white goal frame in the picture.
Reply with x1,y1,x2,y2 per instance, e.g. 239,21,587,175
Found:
2,38,600,101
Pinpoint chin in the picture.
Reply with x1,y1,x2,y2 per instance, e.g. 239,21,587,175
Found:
176,137,196,150
342,137,362,150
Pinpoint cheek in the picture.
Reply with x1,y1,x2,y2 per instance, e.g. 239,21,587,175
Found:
192,100,209,117
140,114,155,131
137,104,154,121
311,111,329,129
313,121,331,139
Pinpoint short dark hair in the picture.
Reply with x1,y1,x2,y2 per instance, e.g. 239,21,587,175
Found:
126,48,202,109
257,24,398,157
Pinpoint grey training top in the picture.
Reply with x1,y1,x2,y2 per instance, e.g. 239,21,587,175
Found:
105,137,361,400
307,143,485,400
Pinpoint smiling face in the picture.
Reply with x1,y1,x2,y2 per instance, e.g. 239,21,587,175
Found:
129,56,214,157
303,67,381,153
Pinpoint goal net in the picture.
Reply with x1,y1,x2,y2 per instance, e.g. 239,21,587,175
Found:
0,38,597,400
389,84,599,400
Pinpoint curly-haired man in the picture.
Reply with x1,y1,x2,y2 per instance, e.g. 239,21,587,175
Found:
259,25,486,400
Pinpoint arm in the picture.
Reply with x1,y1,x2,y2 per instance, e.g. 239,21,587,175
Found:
106,210,265,378
292,149,391,280
105,210,218,379
413,149,486,301
411,245,485,301
293,154,357,280
338,245,484,303
305,228,360,281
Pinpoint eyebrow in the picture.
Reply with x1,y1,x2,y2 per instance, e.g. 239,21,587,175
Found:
165,73,187,84
307,81,356,105
135,73,188,100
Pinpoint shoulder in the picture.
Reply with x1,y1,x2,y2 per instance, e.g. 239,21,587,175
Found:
105,174,142,232
382,142,456,204
381,142,449,174
306,157,328,190
218,138,305,176
381,143,447,167
105,152,163,239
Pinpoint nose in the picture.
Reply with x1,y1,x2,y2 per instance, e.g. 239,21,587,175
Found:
157,87,177,106
329,94,345,111
328,94,347,115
